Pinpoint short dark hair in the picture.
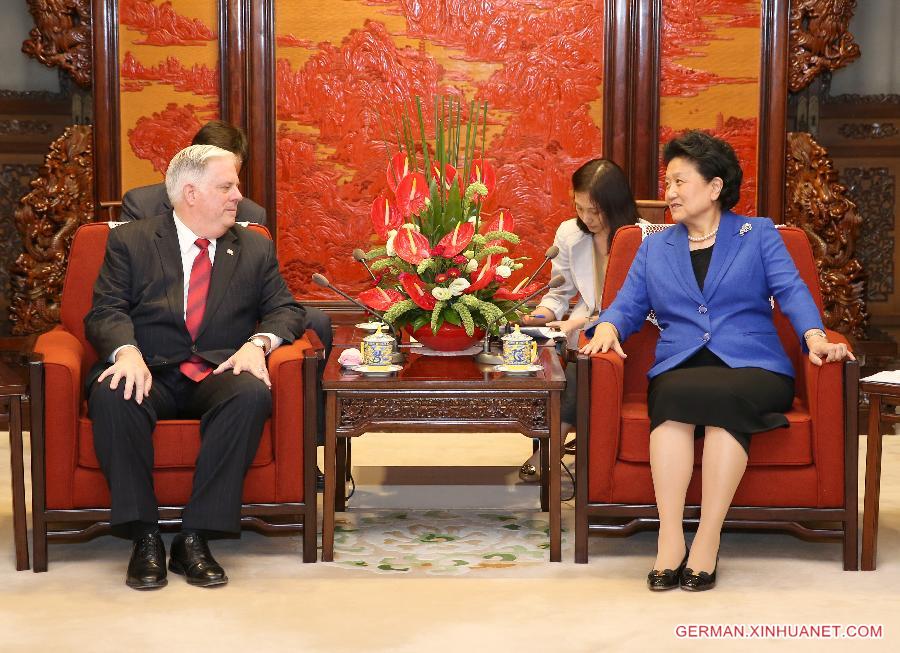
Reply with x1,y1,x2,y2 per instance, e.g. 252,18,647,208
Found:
572,159,641,249
662,130,742,211
191,120,249,163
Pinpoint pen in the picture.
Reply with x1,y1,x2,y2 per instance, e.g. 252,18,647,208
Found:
529,314,546,318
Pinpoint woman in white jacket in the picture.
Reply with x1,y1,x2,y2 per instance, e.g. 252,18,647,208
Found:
519,159,642,481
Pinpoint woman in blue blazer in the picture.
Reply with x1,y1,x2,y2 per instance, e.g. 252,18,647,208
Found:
584,132,853,592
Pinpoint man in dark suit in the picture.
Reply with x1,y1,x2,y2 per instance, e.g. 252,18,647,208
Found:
122,121,333,465
86,144,306,590
121,120,266,224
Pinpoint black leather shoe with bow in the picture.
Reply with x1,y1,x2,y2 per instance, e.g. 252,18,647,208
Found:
680,558,718,592
169,533,228,587
126,532,168,590
647,552,688,591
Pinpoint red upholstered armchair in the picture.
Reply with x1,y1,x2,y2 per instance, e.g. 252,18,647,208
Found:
574,224,859,569
30,222,322,571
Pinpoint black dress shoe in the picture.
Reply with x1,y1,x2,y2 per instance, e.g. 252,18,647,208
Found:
126,533,167,590
169,533,228,587
316,466,325,492
647,552,688,592
680,557,718,592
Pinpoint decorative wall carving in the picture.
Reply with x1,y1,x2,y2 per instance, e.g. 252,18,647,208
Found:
21,0,93,88
0,165,40,334
785,131,867,337
841,167,896,302
838,123,898,140
8,125,94,335
338,395,549,431
788,0,860,93
0,120,53,136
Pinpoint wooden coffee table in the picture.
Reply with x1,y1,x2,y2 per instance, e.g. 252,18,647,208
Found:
321,326,566,562
860,378,900,570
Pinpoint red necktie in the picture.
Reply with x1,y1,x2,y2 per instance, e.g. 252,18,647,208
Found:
180,238,213,382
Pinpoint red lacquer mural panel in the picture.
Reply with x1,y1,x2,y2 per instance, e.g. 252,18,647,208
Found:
275,0,604,300
118,0,219,191
659,0,760,217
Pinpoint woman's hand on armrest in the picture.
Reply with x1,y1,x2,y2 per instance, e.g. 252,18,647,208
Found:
805,329,855,366
579,322,626,357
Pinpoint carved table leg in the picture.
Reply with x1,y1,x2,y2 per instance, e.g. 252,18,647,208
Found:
7,396,30,571
322,392,337,562
549,391,561,562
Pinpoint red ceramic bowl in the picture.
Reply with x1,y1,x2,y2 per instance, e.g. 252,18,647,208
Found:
405,322,486,351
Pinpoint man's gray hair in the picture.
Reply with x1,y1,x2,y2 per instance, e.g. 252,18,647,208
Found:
165,144,236,206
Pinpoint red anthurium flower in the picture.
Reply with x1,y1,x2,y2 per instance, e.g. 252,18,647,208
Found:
370,195,402,240
435,220,475,258
468,158,496,197
395,172,429,217
399,273,437,310
465,263,496,293
431,244,447,257
430,162,458,191
435,273,448,283
483,209,515,235
447,268,460,278
387,151,414,193
358,287,404,311
393,225,431,264
492,282,543,302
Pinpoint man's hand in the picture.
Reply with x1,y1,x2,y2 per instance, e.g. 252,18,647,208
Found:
213,342,270,388
579,322,627,357
98,346,152,404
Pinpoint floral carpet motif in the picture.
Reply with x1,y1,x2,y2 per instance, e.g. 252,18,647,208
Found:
331,510,567,575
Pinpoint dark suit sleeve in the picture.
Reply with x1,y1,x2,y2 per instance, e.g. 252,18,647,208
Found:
255,238,306,342
237,198,267,225
120,188,140,221
84,227,139,362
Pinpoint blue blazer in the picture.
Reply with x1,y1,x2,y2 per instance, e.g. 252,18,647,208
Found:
592,212,824,379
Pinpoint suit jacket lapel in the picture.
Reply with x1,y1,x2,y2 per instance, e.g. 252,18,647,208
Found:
664,224,705,305
702,211,742,301
197,228,240,339
154,215,186,327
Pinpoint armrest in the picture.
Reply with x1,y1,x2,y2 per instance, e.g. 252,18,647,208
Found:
33,327,85,495
585,349,626,502
803,329,852,505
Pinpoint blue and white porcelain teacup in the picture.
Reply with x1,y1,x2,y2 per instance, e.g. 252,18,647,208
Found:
360,325,394,369
501,324,537,369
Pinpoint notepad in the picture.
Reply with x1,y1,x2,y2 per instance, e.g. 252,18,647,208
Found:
861,370,900,384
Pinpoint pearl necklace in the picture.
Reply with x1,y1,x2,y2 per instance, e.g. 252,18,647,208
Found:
686,227,718,243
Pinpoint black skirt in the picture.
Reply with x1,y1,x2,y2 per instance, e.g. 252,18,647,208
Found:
647,348,795,454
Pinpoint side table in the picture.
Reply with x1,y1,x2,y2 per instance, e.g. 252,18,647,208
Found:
0,355,35,571
860,379,900,571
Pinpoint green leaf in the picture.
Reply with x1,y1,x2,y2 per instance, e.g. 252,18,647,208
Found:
410,313,430,332
442,306,462,325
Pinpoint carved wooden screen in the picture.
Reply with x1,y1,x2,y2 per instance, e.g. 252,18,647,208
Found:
272,0,605,299
117,0,220,190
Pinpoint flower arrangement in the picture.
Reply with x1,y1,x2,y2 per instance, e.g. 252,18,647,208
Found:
356,98,540,342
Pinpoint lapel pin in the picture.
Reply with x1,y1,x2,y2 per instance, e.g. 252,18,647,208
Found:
739,223,752,236
227,248,234,255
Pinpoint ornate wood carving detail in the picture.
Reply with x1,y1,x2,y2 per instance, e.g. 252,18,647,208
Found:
8,125,94,335
789,0,860,92
838,123,898,140
0,165,40,332
0,120,53,136
21,0,93,88
840,167,896,302
784,131,867,337
338,395,548,430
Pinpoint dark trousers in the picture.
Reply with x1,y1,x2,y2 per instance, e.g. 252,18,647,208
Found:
89,367,272,534
304,306,332,444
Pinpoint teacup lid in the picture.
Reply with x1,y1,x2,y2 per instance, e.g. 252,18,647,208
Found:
501,324,533,343
363,324,393,343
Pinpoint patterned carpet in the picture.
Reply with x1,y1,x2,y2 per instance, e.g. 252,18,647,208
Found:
331,509,566,575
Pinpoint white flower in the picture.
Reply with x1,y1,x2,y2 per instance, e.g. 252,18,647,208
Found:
465,258,479,273
463,249,474,259
495,265,512,279
448,278,470,296
739,222,752,236
385,229,398,256
432,286,452,301
500,256,514,267
468,216,478,224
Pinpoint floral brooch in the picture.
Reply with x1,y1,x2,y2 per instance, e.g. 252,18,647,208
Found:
739,222,752,236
